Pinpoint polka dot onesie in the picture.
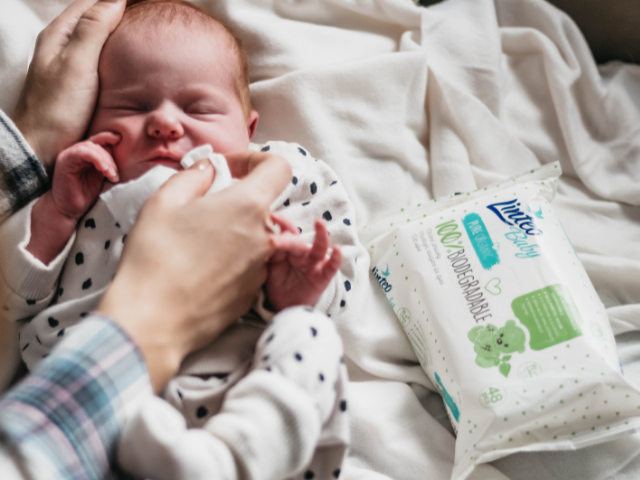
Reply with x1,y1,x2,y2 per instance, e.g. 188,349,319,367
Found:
0,142,360,480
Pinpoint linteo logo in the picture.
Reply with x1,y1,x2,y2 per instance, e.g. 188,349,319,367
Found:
372,265,392,293
486,199,542,236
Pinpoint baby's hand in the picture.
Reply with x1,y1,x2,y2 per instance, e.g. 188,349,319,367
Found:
265,214,343,312
51,132,120,221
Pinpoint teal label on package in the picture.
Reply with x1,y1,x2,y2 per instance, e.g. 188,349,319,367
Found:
435,372,460,422
463,213,500,270
512,284,583,350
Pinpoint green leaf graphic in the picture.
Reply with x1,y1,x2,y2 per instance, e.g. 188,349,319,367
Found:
499,362,511,378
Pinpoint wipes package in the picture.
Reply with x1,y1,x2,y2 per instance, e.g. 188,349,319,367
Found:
360,162,640,480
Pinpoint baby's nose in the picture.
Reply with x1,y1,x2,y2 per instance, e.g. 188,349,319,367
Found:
147,111,184,140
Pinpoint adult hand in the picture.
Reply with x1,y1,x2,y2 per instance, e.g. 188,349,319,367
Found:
97,155,293,393
11,0,132,170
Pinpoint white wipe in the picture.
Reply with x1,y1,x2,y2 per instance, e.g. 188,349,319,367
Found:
360,162,640,480
103,145,237,230
180,144,237,195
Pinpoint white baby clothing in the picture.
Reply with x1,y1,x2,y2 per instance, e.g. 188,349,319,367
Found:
0,141,360,480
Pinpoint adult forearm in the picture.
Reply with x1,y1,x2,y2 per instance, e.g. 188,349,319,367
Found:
0,316,150,480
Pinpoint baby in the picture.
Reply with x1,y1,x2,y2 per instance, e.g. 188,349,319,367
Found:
0,1,359,479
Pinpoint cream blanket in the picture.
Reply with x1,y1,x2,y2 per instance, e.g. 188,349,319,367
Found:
1,0,640,478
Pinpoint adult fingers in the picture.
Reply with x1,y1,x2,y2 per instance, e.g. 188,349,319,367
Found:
150,159,215,209
233,153,292,206
66,0,127,72
37,0,101,58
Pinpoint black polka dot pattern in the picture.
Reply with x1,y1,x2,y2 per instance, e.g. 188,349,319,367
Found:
330,180,337,186
340,300,346,307
48,317,59,327
292,176,298,185
26,299,36,305
304,470,314,479
344,280,351,291
75,252,84,265
122,234,127,243
340,400,347,412
196,406,208,418
80,312,88,318
115,222,121,228
266,333,275,343
295,352,303,361
319,373,324,382
57,329,65,337
333,469,341,478
82,279,92,290
284,199,290,207
84,218,96,229
261,145,270,152
177,390,183,399
298,147,307,156
311,327,317,337
262,354,270,362
298,227,302,233
323,211,332,221
105,240,111,250
302,201,310,206
343,219,351,226
310,182,317,195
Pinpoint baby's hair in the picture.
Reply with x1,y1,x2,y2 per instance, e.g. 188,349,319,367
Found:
119,0,252,116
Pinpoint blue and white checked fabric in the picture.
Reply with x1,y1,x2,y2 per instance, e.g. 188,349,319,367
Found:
0,315,150,480
0,110,48,224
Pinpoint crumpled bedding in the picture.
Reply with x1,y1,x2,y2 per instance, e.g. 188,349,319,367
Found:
1,0,639,479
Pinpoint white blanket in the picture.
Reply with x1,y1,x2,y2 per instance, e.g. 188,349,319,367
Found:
2,0,640,479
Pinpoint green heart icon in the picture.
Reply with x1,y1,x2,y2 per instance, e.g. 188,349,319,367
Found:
485,277,502,295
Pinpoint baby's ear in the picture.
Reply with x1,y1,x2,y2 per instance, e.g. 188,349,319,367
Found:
247,110,259,140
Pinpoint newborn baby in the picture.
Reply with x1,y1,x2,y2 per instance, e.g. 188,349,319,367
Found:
0,2,359,479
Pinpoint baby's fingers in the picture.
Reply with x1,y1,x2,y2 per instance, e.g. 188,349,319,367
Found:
270,234,309,255
88,131,122,147
270,212,299,235
84,144,119,182
309,220,330,263
321,246,343,280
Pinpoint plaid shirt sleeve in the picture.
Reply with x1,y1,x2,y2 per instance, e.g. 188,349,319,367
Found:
0,110,49,225
0,315,151,480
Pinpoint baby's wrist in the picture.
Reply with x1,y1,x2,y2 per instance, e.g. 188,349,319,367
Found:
27,191,78,265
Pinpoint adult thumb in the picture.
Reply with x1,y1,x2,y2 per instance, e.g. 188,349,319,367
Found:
152,159,216,209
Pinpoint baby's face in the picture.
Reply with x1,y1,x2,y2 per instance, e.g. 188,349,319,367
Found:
89,24,257,183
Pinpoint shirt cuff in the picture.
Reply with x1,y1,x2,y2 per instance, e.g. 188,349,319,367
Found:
0,314,151,480
0,110,48,224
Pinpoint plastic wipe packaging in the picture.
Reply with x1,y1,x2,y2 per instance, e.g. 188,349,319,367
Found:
360,162,640,480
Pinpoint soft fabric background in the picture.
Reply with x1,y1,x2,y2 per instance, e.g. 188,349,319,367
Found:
1,0,639,478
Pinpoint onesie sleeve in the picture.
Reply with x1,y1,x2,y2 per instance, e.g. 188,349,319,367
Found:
0,198,76,323
253,141,360,319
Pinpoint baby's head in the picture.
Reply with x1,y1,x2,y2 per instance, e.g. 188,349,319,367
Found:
88,0,258,182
